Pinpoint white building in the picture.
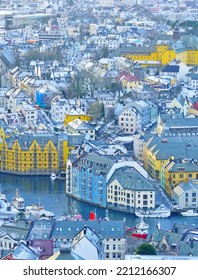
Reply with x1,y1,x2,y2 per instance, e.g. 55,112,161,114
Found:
16,101,38,124
6,88,31,113
118,107,141,134
107,166,155,209
67,119,95,140
51,95,71,123
0,88,8,112
72,226,103,260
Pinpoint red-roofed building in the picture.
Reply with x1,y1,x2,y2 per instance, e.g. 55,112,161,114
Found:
116,71,141,93
1,254,14,260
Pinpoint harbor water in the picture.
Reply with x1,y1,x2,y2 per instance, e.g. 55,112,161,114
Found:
0,173,198,237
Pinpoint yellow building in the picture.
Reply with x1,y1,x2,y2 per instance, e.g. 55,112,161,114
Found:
161,158,198,197
119,73,141,93
119,39,198,67
143,136,165,180
0,131,82,175
64,108,91,126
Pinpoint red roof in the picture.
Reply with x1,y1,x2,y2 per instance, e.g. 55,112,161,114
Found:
116,71,140,82
193,101,198,110
2,254,14,260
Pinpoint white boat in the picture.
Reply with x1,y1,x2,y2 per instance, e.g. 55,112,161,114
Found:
181,209,198,217
135,204,171,218
11,188,25,211
50,173,56,180
0,193,19,218
25,203,55,218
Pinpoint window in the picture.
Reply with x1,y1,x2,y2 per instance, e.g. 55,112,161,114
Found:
179,174,184,178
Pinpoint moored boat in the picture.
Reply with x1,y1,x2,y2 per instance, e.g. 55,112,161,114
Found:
135,204,171,218
11,188,25,211
127,218,149,239
50,173,56,180
25,203,55,218
181,209,198,217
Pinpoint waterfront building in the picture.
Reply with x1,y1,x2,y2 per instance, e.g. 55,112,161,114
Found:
143,128,198,180
173,180,198,209
66,148,150,211
161,158,198,197
0,129,85,175
107,167,155,210
66,152,113,207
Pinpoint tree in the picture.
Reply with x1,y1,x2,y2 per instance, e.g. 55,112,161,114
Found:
88,101,104,122
135,243,157,255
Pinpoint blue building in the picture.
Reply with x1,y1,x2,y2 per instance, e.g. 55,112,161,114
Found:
36,84,58,109
66,152,114,207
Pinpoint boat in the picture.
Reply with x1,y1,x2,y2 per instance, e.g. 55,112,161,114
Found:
135,204,171,218
25,203,55,219
0,193,19,218
126,218,149,239
181,209,198,217
11,188,25,211
50,173,56,180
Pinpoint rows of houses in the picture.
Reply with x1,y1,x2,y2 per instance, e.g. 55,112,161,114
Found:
0,217,126,260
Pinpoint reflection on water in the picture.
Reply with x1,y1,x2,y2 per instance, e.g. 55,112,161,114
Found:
0,173,198,236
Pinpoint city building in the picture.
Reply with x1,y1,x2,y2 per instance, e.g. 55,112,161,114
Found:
118,107,141,134
64,108,91,126
161,158,198,197
67,119,96,140
66,152,113,207
107,167,155,210
53,219,126,260
36,84,59,109
173,180,198,209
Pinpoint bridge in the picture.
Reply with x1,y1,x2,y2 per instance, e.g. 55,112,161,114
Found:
160,8,198,20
